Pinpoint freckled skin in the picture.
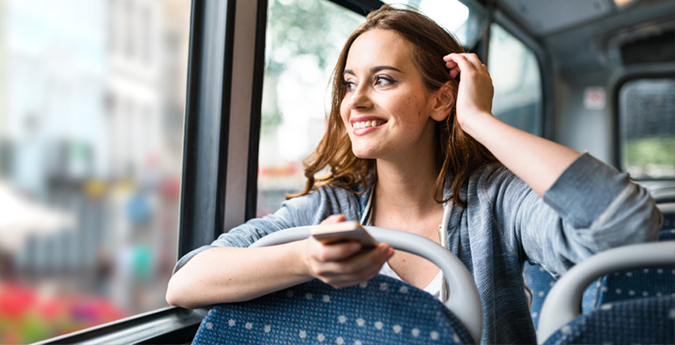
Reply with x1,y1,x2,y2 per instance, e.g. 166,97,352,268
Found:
340,29,439,164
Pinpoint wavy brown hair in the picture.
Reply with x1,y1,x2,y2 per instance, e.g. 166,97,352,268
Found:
289,5,497,207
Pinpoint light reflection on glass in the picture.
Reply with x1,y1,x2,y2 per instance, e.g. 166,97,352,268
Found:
382,0,471,45
257,0,364,217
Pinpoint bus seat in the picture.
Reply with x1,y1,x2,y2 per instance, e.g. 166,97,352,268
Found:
542,295,675,345
524,227,674,330
191,275,473,345
191,226,483,344
523,263,599,330
537,241,675,344
658,203,675,230
596,229,675,305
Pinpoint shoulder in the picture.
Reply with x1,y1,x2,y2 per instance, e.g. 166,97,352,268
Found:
287,183,362,205
281,182,367,221
465,162,524,192
454,162,534,211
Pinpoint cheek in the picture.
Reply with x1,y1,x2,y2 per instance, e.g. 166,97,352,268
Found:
339,102,349,123
398,96,425,125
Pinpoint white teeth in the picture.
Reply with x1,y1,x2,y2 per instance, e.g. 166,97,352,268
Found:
353,120,380,129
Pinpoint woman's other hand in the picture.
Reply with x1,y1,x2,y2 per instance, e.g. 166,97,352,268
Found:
443,53,494,129
301,214,394,288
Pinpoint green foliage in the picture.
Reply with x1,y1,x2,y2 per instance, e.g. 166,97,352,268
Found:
267,0,359,73
260,72,282,135
623,136,675,178
261,0,363,132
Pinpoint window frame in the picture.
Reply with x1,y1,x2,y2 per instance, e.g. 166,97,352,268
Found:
490,4,553,139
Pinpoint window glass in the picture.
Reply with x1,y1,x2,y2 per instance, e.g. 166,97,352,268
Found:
257,0,364,217
0,0,190,342
381,0,486,48
488,23,542,136
619,78,675,179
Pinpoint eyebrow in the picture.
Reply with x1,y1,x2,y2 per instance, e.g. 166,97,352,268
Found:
344,65,403,76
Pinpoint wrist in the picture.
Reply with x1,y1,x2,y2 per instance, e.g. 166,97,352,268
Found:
458,110,494,139
291,239,313,280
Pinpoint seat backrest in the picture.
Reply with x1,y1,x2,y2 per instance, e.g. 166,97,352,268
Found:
596,229,675,305
542,295,675,345
191,275,473,345
661,203,675,229
523,263,599,331
523,262,556,328
537,241,675,343
191,226,483,344
248,225,483,342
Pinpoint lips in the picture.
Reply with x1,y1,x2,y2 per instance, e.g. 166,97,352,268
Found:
350,117,387,134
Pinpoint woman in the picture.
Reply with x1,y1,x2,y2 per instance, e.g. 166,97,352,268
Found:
166,5,661,344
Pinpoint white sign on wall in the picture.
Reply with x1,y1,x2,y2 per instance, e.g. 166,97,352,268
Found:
584,87,606,110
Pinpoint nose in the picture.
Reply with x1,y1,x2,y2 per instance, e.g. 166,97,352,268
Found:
344,83,372,110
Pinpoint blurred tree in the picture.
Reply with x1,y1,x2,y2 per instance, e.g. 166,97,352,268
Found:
261,0,364,134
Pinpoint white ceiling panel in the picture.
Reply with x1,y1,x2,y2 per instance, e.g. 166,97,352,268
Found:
498,0,615,35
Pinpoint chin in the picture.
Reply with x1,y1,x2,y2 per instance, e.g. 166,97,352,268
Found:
352,151,375,160
351,147,377,160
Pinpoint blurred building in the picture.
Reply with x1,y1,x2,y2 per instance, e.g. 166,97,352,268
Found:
0,0,190,341
2,0,108,283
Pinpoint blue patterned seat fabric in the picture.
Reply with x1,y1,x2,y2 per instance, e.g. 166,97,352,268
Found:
663,211,674,230
526,229,675,330
541,229,675,344
542,295,675,345
192,275,473,345
523,263,599,330
596,229,675,305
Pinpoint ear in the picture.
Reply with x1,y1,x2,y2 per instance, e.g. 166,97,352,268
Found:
430,81,456,122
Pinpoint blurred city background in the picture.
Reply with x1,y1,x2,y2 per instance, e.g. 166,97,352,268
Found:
0,0,544,342
0,0,189,342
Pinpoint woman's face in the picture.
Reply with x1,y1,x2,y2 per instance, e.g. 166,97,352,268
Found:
340,29,444,163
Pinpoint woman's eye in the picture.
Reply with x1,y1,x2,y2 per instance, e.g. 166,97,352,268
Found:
374,76,394,87
342,80,356,91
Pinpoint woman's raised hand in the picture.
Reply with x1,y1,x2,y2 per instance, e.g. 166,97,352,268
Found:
443,53,494,129
443,53,579,197
301,214,394,289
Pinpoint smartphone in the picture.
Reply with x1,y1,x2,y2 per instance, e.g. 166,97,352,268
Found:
310,221,378,248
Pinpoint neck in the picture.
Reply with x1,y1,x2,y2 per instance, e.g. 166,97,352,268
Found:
371,119,444,220
374,154,441,216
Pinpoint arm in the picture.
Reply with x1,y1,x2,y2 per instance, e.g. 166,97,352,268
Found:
488,153,662,277
443,54,661,274
443,53,579,196
166,211,393,309
166,241,309,308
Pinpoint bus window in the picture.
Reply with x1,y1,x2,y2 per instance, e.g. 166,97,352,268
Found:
381,0,486,48
619,78,675,179
256,0,364,217
0,0,191,342
488,23,543,136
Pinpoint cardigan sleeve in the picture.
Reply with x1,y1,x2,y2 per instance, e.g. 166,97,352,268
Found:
171,184,364,274
496,153,662,278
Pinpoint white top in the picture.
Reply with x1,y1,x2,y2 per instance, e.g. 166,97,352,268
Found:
361,185,450,301
379,261,443,298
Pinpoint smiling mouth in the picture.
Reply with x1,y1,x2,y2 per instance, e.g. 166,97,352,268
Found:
352,120,386,129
